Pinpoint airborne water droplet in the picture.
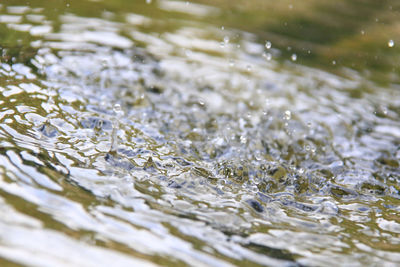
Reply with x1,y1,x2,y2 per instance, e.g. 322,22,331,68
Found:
291,54,297,61
284,110,291,120
388,39,394,47
113,103,121,112
146,0,152,4
113,103,123,116
262,52,272,61
265,41,271,49
224,36,230,44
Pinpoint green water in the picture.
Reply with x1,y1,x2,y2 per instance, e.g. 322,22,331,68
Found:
0,0,399,266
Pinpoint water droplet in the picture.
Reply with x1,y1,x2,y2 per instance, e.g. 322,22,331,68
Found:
246,65,252,72
332,60,336,65
284,110,291,120
265,41,271,49
113,103,122,115
220,42,225,48
361,30,365,35
255,152,263,161
221,26,225,31
388,39,395,47
262,52,272,61
240,135,247,144
229,59,235,67
146,0,152,4
291,54,297,61
223,36,230,44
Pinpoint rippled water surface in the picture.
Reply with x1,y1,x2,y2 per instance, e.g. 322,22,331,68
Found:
0,0,400,266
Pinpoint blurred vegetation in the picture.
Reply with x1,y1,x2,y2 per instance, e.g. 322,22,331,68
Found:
193,0,400,84
1,0,400,84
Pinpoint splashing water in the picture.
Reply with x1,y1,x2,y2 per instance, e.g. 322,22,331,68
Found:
0,1,399,267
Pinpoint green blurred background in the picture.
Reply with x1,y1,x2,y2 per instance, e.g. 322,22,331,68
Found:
1,0,400,84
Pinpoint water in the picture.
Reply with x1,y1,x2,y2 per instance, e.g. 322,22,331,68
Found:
0,0,399,266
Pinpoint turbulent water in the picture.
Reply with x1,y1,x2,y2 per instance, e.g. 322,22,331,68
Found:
0,1,400,266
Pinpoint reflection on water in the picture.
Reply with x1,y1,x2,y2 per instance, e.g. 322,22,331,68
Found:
0,0,400,266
